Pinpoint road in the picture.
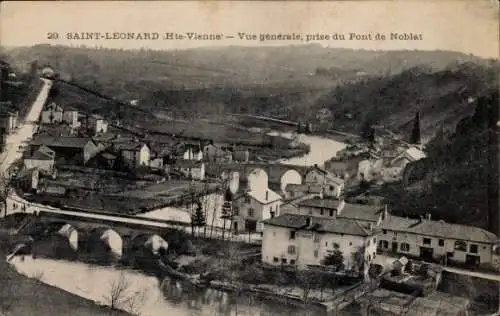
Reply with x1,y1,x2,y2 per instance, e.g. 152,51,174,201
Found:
442,266,500,282
0,78,52,174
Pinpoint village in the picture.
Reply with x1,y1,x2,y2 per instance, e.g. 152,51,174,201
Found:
0,60,498,316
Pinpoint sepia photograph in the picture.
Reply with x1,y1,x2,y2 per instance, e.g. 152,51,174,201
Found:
0,1,499,315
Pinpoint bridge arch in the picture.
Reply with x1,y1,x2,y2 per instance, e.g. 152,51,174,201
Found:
279,169,302,194
89,227,123,259
131,233,169,256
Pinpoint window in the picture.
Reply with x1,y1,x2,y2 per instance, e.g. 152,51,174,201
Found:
423,238,431,245
367,240,371,246
233,207,240,216
270,206,273,213
401,243,410,252
290,259,296,265
438,239,444,246
325,242,328,247
349,242,352,246
393,232,398,237
368,254,371,261
447,252,454,258
329,185,334,191
383,230,387,234
273,257,279,263
244,196,250,203
248,208,255,217
282,258,287,264
270,211,275,218
373,238,377,243
290,231,296,240
288,245,296,254
329,209,335,217
320,209,324,216
314,250,319,258
380,240,389,249
469,244,478,254
455,240,467,252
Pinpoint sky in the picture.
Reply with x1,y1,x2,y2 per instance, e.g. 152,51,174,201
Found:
1,0,498,58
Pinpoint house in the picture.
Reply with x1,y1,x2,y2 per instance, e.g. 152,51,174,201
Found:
173,160,205,180
114,142,151,168
62,109,79,127
231,188,282,233
284,183,322,200
23,145,55,172
29,136,103,165
289,196,386,226
304,164,345,198
0,111,18,133
149,154,164,169
232,149,250,163
378,214,499,268
183,147,203,161
87,114,108,134
261,213,378,273
16,168,40,192
389,147,426,171
41,102,63,124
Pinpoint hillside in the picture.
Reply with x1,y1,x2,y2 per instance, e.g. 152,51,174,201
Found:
378,89,499,231
1,44,496,139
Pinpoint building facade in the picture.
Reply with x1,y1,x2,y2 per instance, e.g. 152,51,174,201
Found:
0,111,18,133
378,214,498,267
231,188,282,233
62,110,79,127
304,165,345,198
117,143,151,168
41,102,63,124
262,214,378,273
173,160,205,180
23,145,55,172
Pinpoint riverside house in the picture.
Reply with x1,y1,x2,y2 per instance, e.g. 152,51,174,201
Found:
304,165,345,198
114,142,151,169
377,213,499,268
231,188,282,233
261,213,378,274
29,136,103,165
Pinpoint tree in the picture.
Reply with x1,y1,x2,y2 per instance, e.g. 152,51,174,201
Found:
221,188,233,241
191,199,206,236
410,111,421,145
321,243,344,271
297,122,302,133
0,172,13,216
102,271,146,315
295,270,318,305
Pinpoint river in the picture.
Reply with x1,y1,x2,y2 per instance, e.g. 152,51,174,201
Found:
7,132,352,316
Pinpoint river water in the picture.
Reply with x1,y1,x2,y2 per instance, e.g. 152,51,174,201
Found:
8,132,352,316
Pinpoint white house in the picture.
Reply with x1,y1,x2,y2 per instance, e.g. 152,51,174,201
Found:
389,147,426,171
0,111,18,133
115,143,151,168
183,147,203,161
41,102,63,124
378,214,498,268
173,160,205,180
304,165,345,198
23,145,55,172
62,109,79,127
231,188,282,233
87,114,108,134
261,214,378,273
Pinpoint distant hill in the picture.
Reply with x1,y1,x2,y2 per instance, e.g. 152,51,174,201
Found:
1,44,496,138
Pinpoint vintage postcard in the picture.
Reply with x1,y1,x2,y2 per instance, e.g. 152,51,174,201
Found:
0,1,498,315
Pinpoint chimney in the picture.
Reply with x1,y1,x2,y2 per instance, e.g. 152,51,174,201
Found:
265,190,269,201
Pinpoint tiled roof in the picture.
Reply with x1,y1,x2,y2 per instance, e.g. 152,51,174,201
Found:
262,213,373,237
26,145,55,160
338,203,383,222
246,188,282,204
306,165,344,185
380,215,498,244
298,197,342,210
114,142,148,151
286,183,322,194
174,159,204,168
30,136,92,149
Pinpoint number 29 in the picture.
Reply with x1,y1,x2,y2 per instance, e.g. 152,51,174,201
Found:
47,32,59,40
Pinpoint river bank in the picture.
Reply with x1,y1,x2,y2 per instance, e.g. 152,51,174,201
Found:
0,229,130,316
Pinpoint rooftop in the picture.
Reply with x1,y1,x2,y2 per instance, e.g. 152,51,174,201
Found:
380,215,498,244
298,197,342,210
262,213,374,237
246,188,282,204
285,183,323,194
30,136,93,149
114,142,148,151
307,165,344,185
338,203,384,222
25,145,55,160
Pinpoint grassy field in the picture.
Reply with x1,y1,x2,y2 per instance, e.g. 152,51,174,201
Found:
0,227,130,316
